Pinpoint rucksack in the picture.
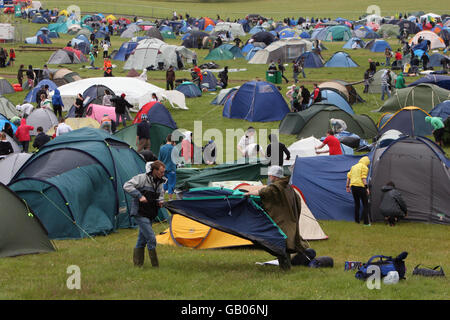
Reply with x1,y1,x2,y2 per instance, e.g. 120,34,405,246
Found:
355,252,408,280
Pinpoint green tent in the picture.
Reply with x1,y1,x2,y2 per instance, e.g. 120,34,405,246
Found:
204,47,235,60
113,123,175,157
279,104,378,139
8,128,146,239
161,30,176,39
48,23,68,34
324,25,352,42
377,83,450,113
377,24,400,38
0,183,55,258
176,161,269,190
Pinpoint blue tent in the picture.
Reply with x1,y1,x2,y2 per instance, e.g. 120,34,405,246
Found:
309,89,354,114
25,34,52,44
377,106,433,137
211,87,239,105
408,75,450,91
223,81,290,122
291,154,367,221
342,37,365,49
24,80,58,103
430,100,450,120
366,39,391,52
112,41,138,61
295,51,324,68
176,82,202,98
0,114,17,133
299,31,311,38
324,51,358,67
429,53,450,68
164,187,287,257
201,71,219,91
245,46,263,60
146,102,178,129
249,26,266,34
238,19,251,33
279,29,296,39
242,43,255,53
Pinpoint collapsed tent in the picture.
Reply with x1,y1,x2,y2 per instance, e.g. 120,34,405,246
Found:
284,136,330,166
377,106,433,137
211,87,240,105
46,118,100,135
342,37,365,49
223,81,290,122
82,104,120,124
0,183,55,258
430,100,450,120
377,83,450,113
248,39,311,64
181,31,209,48
250,31,276,46
8,128,146,239
369,136,449,225
324,51,358,67
428,53,450,68
279,104,378,139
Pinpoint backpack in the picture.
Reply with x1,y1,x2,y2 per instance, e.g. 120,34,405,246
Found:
355,252,408,280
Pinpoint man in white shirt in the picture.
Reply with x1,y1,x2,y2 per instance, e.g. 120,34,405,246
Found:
244,143,264,158
237,126,256,157
55,118,73,136
102,41,110,59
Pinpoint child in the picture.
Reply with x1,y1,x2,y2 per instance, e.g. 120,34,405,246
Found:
8,48,15,67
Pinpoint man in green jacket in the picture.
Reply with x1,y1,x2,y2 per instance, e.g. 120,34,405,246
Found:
425,116,445,147
395,72,406,89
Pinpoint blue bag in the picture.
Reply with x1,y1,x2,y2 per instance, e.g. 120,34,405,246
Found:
355,252,408,280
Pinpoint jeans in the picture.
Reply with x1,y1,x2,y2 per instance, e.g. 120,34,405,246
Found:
164,171,176,194
116,112,126,127
134,216,157,250
386,57,391,66
21,141,29,153
293,72,299,83
351,186,370,225
381,85,391,100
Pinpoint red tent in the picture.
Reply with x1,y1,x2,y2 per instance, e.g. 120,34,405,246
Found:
133,101,158,124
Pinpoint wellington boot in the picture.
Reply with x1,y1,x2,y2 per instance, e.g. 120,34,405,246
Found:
278,254,291,271
148,249,159,267
133,247,145,267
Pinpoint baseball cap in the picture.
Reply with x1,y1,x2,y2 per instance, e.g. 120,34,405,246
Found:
268,166,284,178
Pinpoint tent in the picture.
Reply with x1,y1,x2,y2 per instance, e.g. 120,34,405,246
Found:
83,104,122,124
342,37,365,49
200,71,219,91
248,39,311,64
111,41,138,61
310,88,354,114
428,53,450,68
284,136,331,166
291,154,366,221
0,153,32,185
47,49,86,64
8,128,146,239
132,101,178,129
0,183,55,258
367,69,398,94
245,46,263,61
181,31,209,48
46,118,100,135
26,108,59,136
82,84,116,106
377,83,450,112
175,82,202,98
0,78,15,95
409,31,445,49
377,24,400,38
324,51,358,67
322,25,352,41
25,34,52,44
0,96,19,119
213,22,246,37
52,68,82,86
429,100,450,119
223,81,290,122
279,104,378,139
204,47,235,61
377,106,433,137
250,31,276,46
211,86,240,105
408,75,450,91
364,39,391,52
295,51,324,68
24,79,58,103
369,136,449,225
146,27,164,41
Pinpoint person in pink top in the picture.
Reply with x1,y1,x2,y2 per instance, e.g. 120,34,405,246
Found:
15,116,34,153
315,130,343,155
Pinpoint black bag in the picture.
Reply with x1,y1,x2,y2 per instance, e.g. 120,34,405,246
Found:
412,265,445,277
138,190,159,219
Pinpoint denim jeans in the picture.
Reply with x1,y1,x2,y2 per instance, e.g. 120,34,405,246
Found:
381,85,391,100
115,112,127,127
134,215,156,250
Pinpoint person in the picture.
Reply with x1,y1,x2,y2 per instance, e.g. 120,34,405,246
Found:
315,130,343,155
104,67,113,77
0,47,6,68
268,60,277,71
368,58,377,75
74,93,84,118
237,127,256,158
346,156,371,225
15,116,34,153
50,88,64,118
379,181,408,226
277,59,289,83
103,56,112,71
8,48,15,67
395,72,406,89
300,85,310,110
102,41,109,58
26,65,35,89
55,117,73,136
0,132,14,157
111,93,133,128
218,66,228,89
363,69,371,93
32,126,51,150
17,64,24,88
100,114,113,133
312,83,322,104
421,53,429,70
42,64,50,80
395,49,403,64
266,134,290,166
150,93,158,102
381,69,391,101
136,114,151,152
244,165,310,270
166,65,175,90
89,51,95,68
2,122,14,139
384,47,392,66
158,134,177,200
181,131,194,165
330,118,347,133
425,116,445,147
102,89,113,106
298,57,306,78
292,60,300,83
244,143,264,159
290,86,301,112
203,139,217,164
35,85,47,107
123,160,167,268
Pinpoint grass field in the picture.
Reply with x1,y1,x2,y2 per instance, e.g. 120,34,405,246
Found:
0,1,449,301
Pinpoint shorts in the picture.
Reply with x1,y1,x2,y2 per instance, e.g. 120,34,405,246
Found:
164,171,176,194
433,128,444,142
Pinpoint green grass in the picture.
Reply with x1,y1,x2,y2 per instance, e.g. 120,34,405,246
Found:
0,1,449,300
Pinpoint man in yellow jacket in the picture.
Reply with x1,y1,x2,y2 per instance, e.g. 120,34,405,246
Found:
346,156,371,226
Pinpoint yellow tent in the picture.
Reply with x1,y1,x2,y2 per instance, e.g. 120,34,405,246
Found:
156,214,253,249
58,9,69,16
46,118,100,135
106,15,117,21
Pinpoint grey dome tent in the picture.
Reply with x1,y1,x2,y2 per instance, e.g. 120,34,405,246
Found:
0,96,19,119
146,27,164,41
0,78,15,95
26,108,59,136
0,182,55,258
369,136,450,225
47,49,84,65
0,153,32,185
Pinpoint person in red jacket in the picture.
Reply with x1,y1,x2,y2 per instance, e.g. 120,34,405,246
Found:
315,130,343,155
15,116,34,153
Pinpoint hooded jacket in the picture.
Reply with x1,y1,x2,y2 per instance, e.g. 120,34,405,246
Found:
347,156,370,188
15,118,34,142
52,89,64,107
379,185,407,217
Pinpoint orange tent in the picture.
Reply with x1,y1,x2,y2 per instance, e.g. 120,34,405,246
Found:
203,17,216,30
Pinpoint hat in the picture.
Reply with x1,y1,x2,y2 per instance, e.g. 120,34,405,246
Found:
268,165,284,178
121,93,126,98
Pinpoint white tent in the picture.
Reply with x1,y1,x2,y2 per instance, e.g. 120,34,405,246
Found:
56,77,186,110
409,31,446,49
213,22,246,37
0,153,32,185
284,136,329,166
248,38,311,64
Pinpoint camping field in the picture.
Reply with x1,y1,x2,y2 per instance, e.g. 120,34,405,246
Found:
0,1,449,301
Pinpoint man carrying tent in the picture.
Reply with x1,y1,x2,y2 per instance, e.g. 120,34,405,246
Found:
124,160,167,268
244,165,309,270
